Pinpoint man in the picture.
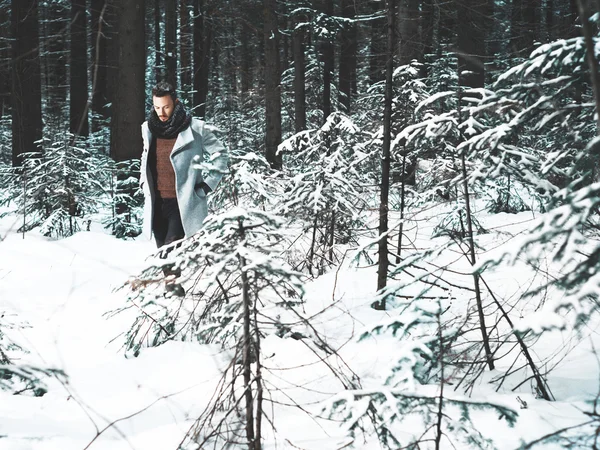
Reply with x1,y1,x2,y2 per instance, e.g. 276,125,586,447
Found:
140,81,228,256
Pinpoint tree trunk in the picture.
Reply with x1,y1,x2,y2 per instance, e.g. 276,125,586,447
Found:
11,0,43,167
369,0,386,84
42,1,68,118
110,0,146,162
180,0,193,100
321,0,334,121
457,0,486,89
375,0,396,309
264,0,282,169
397,0,421,66
90,0,110,129
293,12,307,132
193,0,212,117
155,0,163,82
511,0,540,55
70,0,89,137
339,0,356,112
0,5,7,119
104,0,118,121
165,0,177,87
241,20,253,93
420,0,435,76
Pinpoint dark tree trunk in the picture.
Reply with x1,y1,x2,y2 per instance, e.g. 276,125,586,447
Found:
438,0,455,52
105,0,118,121
0,5,7,119
180,0,193,99
397,0,421,65
70,0,89,137
90,0,109,129
420,0,435,76
339,0,357,112
42,2,68,113
264,0,282,169
511,0,541,55
457,0,486,89
369,0,386,84
293,12,307,132
375,0,396,309
321,0,334,121
193,0,212,117
165,0,177,87
241,20,253,93
11,0,43,167
155,0,163,82
110,0,146,162
226,17,238,97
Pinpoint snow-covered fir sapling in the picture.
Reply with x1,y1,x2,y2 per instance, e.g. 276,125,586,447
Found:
376,77,558,398
279,112,373,276
208,149,282,212
479,26,600,333
102,158,143,239
112,208,307,449
323,294,517,449
2,133,111,238
0,312,65,396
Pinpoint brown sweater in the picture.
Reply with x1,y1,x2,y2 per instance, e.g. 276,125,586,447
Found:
155,137,177,198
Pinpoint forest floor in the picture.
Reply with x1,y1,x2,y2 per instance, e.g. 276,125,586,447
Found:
0,205,598,450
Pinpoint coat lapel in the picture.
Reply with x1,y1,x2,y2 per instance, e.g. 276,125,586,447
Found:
171,125,195,156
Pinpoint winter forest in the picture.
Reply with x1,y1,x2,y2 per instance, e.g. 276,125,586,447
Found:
1,0,600,449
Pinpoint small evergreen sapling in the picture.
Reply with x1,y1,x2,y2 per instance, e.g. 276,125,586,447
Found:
279,112,373,276
113,208,306,449
2,134,111,238
103,158,143,239
323,296,517,449
0,312,65,396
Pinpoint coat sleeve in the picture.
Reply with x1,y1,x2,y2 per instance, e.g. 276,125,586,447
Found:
201,125,229,191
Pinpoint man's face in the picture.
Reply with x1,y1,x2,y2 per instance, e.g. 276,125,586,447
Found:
153,95,175,122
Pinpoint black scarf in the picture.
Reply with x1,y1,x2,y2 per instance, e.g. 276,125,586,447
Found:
148,101,192,139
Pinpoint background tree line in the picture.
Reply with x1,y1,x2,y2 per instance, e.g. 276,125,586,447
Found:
1,0,579,169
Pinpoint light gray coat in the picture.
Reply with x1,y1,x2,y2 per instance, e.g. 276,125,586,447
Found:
140,118,228,240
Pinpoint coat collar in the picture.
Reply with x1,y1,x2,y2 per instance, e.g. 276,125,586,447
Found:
172,124,194,154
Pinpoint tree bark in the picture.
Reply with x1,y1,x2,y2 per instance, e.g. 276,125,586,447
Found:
110,0,146,162
193,0,212,117
457,0,486,89
241,20,253,93
420,0,435,76
263,0,282,169
165,0,177,87
375,0,396,308
321,0,334,121
293,12,307,131
339,0,356,112
90,0,109,128
397,0,420,66
41,1,68,115
70,0,89,137
180,0,193,99
0,5,7,118
369,0,386,84
155,0,163,82
11,0,43,167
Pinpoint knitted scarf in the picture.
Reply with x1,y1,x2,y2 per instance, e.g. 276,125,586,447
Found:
148,101,192,139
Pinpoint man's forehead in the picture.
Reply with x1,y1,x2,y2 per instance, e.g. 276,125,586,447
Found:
153,96,173,105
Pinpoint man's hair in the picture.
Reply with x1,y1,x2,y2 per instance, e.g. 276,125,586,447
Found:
152,81,177,101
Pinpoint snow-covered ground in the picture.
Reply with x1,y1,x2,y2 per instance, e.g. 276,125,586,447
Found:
0,207,598,449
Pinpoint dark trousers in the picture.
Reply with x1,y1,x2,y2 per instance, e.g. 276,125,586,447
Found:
153,196,184,249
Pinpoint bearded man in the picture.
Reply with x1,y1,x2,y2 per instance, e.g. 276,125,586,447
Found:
140,81,228,249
